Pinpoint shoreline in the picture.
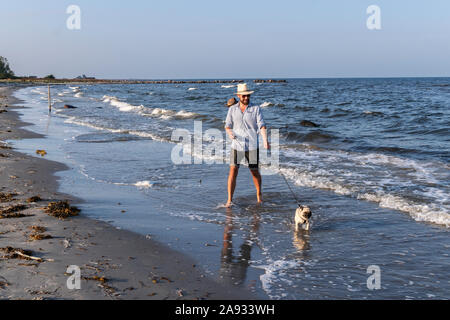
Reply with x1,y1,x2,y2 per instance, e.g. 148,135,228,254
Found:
0,84,255,300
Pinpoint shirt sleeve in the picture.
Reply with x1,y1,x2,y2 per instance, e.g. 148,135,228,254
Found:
256,106,266,129
225,107,233,129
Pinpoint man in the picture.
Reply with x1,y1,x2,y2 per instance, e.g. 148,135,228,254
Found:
225,83,270,207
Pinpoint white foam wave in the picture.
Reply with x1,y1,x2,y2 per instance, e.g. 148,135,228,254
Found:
253,259,303,299
102,95,145,113
221,85,235,88
278,161,450,227
260,101,274,108
102,95,202,120
62,116,169,143
188,88,197,91
134,181,153,188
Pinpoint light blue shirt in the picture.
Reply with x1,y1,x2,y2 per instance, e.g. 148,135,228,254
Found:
225,103,266,151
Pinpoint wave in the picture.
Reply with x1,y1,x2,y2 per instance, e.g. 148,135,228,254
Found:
252,259,310,299
102,95,203,120
221,85,235,88
61,115,170,143
78,167,154,190
75,132,143,143
102,95,145,113
134,181,153,188
363,110,384,116
275,148,450,227
260,101,274,108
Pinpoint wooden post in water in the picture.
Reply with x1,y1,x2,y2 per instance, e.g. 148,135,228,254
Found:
48,85,51,113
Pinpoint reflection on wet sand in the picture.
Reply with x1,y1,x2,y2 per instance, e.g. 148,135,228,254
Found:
218,208,260,286
292,229,310,251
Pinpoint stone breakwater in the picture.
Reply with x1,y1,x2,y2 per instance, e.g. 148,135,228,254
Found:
1,78,287,85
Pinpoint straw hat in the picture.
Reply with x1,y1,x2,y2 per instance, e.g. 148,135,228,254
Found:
236,83,254,95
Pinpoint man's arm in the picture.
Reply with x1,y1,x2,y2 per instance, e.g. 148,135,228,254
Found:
225,107,235,139
260,126,270,150
256,107,270,150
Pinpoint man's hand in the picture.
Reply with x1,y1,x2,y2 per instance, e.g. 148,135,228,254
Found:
226,128,235,140
264,140,270,150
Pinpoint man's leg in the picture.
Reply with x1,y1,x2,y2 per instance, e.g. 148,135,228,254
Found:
249,168,263,203
226,165,239,207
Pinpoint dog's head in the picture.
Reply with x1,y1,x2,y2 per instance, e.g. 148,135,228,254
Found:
295,206,312,224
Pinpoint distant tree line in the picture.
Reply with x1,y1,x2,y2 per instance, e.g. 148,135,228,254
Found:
0,56,15,79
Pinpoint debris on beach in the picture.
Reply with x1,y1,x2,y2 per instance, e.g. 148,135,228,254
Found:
35,150,47,157
176,289,185,297
62,239,71,248
149,275,173,284
29,225,46,233
82,275,107,283
27,196,42,203
28,233,52,241
0,277,9,289
82,276,119,296
0,246,43,262
27,225,52,241
0,192,16,202
0,204,31,219
44,200,80,219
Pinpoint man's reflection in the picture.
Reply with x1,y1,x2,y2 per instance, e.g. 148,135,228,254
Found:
219,208,260,286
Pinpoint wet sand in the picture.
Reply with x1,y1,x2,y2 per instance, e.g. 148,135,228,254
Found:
0,85,254,300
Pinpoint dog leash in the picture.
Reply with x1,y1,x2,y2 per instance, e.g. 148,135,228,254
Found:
280,171,302,208
232,136,302,208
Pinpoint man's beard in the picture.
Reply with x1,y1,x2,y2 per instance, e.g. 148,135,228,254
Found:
240,98,250,106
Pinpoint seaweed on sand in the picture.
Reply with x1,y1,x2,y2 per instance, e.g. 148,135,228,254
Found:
28,225,52,241
26,196,42,203
0,204,31,219
45,200,80,219
28,233,52,241
0,192,16,203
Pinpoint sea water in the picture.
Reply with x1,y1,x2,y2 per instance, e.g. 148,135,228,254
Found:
8,78,450,299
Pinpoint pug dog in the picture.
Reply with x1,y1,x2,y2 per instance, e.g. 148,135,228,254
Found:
295,206,312,231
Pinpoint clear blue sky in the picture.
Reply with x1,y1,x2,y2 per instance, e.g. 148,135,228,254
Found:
1,0,449,79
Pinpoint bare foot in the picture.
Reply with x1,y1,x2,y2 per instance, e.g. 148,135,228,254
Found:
225,201,233,208
257,194,263,204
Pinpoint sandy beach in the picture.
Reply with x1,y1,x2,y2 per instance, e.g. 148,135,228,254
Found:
0,85,254,300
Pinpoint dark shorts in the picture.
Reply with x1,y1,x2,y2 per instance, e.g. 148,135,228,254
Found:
230,148,259,170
